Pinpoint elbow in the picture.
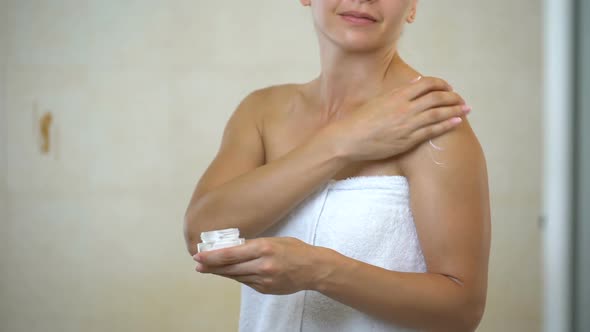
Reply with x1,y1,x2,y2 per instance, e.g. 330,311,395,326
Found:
184,192,219,256
183,213,198,257
183,204,205,257
453,293,486,332
457,307,484,332
432,281,486,332
184,193,234,256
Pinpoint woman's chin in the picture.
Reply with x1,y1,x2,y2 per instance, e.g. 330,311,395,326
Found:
323,31,387,53
335,39,384,53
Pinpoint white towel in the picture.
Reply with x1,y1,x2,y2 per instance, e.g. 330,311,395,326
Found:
239,176,427,332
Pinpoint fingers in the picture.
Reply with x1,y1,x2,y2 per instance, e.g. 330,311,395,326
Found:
231,276,280,295
409,104,471,132
206,273,264,291
409,90,465,116
230,275,260,285
195,240,259,267
194,238,274,267
399,76,452,101
410,116,465,143
196,258,263,276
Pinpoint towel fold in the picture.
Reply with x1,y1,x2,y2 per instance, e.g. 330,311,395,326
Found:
239,176,426,332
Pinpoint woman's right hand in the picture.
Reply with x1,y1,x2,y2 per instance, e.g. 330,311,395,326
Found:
322,76,471,162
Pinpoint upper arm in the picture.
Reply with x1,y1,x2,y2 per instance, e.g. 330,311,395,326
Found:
400,117,491,299
189,89,267,203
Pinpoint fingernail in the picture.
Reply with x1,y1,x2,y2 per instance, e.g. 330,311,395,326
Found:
451,117,463,124
411,75,422,83
195,263,203,272
193,254,201,262
462,105,472,114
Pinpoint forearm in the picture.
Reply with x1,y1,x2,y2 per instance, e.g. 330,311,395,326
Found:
184,131,348,254
313,248,485,332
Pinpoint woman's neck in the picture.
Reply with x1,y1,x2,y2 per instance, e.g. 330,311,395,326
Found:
310,43,413,116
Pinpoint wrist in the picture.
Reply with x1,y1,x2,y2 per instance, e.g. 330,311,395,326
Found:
314,125,355,164
308,246,355,293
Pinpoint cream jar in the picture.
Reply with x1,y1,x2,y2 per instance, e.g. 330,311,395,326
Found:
197,228,245,253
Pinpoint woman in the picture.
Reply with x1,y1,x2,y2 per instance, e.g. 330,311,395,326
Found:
184,1,490,331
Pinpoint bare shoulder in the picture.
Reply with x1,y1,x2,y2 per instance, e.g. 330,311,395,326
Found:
241,83,302,110
228,84,297,132
240,84,302,133
399,115,488,183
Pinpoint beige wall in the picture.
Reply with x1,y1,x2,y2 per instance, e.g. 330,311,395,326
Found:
1,0,6,217
0,0,8,305
0,1,541,332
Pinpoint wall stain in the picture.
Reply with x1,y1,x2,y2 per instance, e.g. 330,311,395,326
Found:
40,112,53,154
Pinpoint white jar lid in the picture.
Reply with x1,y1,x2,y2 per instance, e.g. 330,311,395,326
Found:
200,228,240,244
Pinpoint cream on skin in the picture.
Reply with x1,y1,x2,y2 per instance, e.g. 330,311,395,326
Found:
190,1,489,331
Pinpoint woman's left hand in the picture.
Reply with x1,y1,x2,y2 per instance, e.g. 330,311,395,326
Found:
193,237,327,295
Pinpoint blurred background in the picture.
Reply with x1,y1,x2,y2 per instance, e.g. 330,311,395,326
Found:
0,1,587,331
